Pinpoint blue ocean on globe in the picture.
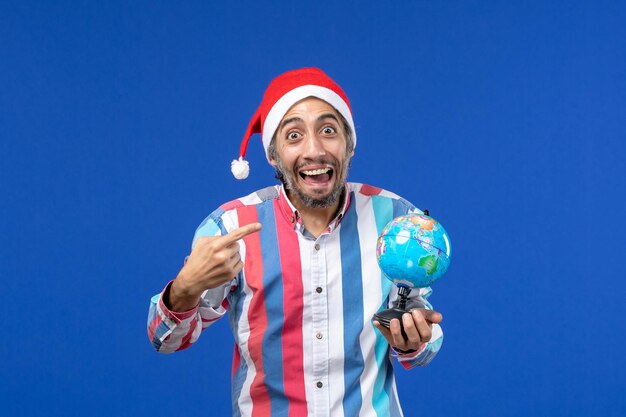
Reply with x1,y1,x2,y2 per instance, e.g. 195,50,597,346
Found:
376,213,452,288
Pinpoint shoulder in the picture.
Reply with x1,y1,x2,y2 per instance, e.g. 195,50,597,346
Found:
218,185,280,212
192,185,280,244
347,182,420,214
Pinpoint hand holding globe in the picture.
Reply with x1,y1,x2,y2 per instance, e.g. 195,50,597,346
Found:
373,212,451,349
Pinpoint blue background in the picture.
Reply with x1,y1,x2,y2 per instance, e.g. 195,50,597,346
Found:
2,1,625,416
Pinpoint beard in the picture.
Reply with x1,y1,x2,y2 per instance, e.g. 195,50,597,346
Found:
274,154,352,209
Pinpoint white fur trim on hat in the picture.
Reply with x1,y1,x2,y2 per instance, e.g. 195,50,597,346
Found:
261,85,357,161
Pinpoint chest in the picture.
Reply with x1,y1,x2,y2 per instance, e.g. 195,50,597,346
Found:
233,230,391,342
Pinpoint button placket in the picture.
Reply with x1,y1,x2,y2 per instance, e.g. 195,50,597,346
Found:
310,236,329,413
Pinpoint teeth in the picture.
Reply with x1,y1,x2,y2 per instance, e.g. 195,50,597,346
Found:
301,168,330,175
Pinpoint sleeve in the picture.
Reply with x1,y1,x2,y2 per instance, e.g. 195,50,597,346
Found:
146,210,239,353
389,285,444,370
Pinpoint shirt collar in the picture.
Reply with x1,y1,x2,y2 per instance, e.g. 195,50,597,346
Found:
277,184,352,235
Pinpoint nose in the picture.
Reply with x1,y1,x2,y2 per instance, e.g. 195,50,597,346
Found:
302,132,326,159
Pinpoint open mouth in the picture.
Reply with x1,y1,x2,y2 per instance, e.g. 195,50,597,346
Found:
298,167,334,184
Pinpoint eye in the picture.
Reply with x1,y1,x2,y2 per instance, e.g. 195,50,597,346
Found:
287,131,302,141
322,126,336,135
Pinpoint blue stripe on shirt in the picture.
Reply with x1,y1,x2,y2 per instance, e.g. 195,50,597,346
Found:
386,362,403,417
257,201,288,415
193,208,226,248
371,195,395,417
391,198,413,219
340,192,365,416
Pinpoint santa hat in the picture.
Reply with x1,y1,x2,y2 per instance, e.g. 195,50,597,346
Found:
231,67,357,179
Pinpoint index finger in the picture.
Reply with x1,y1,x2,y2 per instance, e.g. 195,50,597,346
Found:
221,222,262,245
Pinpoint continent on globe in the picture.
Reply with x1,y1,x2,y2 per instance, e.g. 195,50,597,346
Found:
418,254,438,275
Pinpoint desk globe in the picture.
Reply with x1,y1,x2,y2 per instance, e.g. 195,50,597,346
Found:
373,212,451,332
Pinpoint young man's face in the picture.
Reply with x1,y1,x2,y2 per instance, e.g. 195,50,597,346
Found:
270,97,353,209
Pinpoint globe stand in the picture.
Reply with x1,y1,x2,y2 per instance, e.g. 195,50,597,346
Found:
373,285,412,340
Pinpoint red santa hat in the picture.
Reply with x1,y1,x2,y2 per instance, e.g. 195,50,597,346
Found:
231,67,357,179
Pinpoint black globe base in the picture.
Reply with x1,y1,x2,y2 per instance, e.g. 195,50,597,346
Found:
372,285,413,340
373,307,409,339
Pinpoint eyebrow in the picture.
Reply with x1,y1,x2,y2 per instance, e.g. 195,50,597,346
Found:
279,113,341,132
279,116,303,131
317,113,341,125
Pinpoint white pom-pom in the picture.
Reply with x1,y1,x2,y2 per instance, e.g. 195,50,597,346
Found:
231,157,249,179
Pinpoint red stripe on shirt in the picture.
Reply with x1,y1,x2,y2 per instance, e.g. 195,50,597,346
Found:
221,199,245,211
232,344,241,378
202,317,219,324
147,314,162,341
237,206,271,417
274,200,308,417
360,184,383,196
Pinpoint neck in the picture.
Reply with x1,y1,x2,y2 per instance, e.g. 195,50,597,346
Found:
286,188,345,238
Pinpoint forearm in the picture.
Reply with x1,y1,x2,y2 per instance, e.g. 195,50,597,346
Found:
147,284,200,353
165,270,204,312
147,280,233,353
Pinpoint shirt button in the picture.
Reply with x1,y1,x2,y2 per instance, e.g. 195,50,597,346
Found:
316,381,323,388
314,243,320,251
316,287,323,293
315,332,323,340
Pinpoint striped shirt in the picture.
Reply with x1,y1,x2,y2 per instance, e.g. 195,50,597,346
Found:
148,183,443,417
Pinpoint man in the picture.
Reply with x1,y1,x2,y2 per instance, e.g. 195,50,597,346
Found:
147,68,443,417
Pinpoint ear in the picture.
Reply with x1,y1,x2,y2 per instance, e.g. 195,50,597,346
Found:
268,154,277,167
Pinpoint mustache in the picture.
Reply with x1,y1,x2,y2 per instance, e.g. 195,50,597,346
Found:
294,157,338,171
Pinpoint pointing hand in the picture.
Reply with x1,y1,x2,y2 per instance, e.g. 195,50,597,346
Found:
167,222,262,311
